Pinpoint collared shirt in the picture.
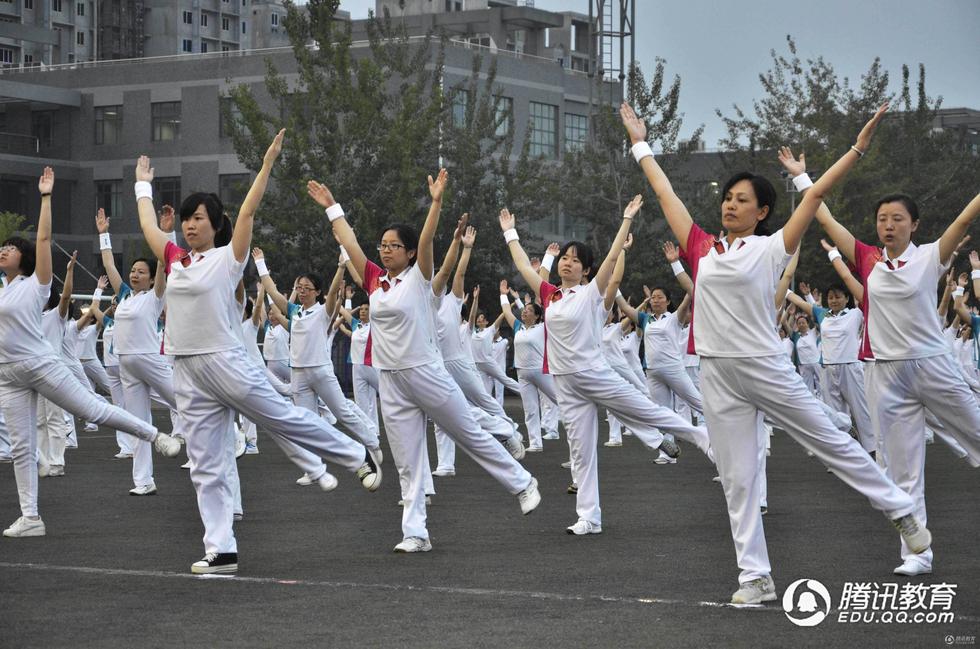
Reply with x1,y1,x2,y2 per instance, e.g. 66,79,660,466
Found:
638,310,684,367
813,306,863,364
364,261,441,371
113,282,166,355
262,321,290,362
471,324,497,363
793,328,821,365
539,279,604,375
0,274,56,362
434,291,468,364
77,323,99,361
513,319,545,370
349,318,371,365
287,301,333,368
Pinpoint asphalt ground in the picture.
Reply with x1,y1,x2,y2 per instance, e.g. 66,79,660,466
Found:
1,398,978,649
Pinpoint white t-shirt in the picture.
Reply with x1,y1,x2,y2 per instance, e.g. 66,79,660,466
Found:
0,274,56,362
493,336,508,369
241,319,263,366
77,323,99,361
640,310,684,367
62,319,82,361
363,261,441,371
435,292,469,363
853,240,951,361
601,320,630,369
621,330,646,376
102,318,119,367
780,336,794,363
41,308,66,357
287,301,332,369
350,319,371,365
113,283,166,355
471,325,497,363
539,279,604,376
681,225,793,358
795,329,821,365
813,307,863,364
513,319,545,370
262,321,290,362
680,324,700,368
163,242,247,356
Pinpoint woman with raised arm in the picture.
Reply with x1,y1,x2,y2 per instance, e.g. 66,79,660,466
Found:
97,205,187,495
263,304,292,383
76,276,113,402
254,247,382,467
134,134,379,575
309,170,540,554
338,290,379,437
499,197,707,537
0,168,179,539
810,145,980,576
623,102,928,603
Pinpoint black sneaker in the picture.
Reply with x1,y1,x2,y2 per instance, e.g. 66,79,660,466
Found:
566,482,578,495
191,552,238,575
658,436,681,459
356,449,382,492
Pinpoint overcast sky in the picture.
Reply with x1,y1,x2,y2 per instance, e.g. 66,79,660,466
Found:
331,0,980,146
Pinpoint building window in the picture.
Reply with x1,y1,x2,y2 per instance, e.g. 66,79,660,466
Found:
271,13,278,26
153,177,181,211
95,181,122,219
24,0,34,9
201,42,208,53
495,96,512,137
529,101,557,158
564,113,588,152
94,105,122,145
222,16,229,31
219,96,243,138
151,102,181,141
242,22,246,34
0,180,29,218
31,111,54,148
222,45,230,52
201,13,208,27
181,39,192,53
76,2,84,15
182,10,193,24
450,91,468,128
76,31,85,46
0,48,13,66
52,0,62,12
219,174,251,211
23,54,34,66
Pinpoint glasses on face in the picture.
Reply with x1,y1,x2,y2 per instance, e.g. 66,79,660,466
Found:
0,245,18,253
295,285,317,292
377,242,406,252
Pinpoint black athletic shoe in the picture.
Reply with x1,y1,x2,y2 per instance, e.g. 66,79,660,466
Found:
356,448,382,492
191,552,238,575
658,436,681,459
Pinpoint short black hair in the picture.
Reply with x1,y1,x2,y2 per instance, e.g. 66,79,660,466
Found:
131,257,155,285
2,237,35,276
721,172,778,236
647,285,674,309
558,241,595,278
179,193,232,246
381,224,419,265
825,283,851,307
874,193,919,222
296,272,324,304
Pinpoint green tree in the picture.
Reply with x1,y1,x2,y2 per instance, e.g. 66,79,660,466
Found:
0,211,32,244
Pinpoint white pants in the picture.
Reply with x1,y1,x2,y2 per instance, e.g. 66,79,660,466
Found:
81,358,112,394
292,364,380,449
36,395,71,469
647,363,703,416
700,355,916,585
475,361,521,397
822,362,874,452
120,353,185,489
517,368,559,448
0,355,158,518
866,355,980,569
380,361,532,541
238,363,295,446
446,359,517,440
799,363,822,398
173,348,366,555
676,366,705,424
0,411,9,458
553,365,709,526
266,359,290,384
105,366,134,454
352,364,380,435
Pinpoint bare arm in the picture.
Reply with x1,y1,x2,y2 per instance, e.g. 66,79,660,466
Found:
820,239,865,303
675,293,692,324
452,223,475,299
95,208,124,293
498,209,544,296
35,167,53,284
252,283,266,327
594,196,642,295
434,215,467,297
467,286,480,331
134,157,169,263
232,129,285,263
774,247,800,310
309,180,369,283
58,251,77,319
939,194,980,265
499,280,517,328
251,247,289,315
417,169,449,281
785,291,815,317
153,205,174,299
325,265,345,317
662,241,693,295
604,233,632,311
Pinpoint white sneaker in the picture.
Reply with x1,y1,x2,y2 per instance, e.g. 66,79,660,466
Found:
48,466,65,477
84,422,99,432
894,558,932,576
397,496,432,506
731,576,777,604
542,432,559,440
892,514,932,554
129,484,157,496
712,475,721,483
432,468,455,477
181,460,192,470
234,431,246,459
525,446,543,453
244,443,259,455
393,537,432,553
566,519,602,535
3,516,46,538
296,473,314,486
233,513,244,522
518,477,541,515
560,460,572,469
503,434,525,460
654,451,677,465
114,452,133,460
317,472,338,492
153,432,181,458
603,440,622,447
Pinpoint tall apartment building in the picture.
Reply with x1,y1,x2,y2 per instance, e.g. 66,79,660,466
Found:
0,0,97,67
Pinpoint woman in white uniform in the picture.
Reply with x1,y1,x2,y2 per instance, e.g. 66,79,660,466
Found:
0,167,179,539
812,154,980,578
340,301,379,436
37,253,77,472
791,314,822,397
134,134,380,574
263,306,291,384
621,101,928,604
89,296,134,458
308,169,540,554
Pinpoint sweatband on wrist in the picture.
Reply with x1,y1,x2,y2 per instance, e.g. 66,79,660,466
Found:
325,204,345,222
93,288,103,301
499,294,510,307
670,260,684,276
827,249,842,263
344,299,352,310
165,231,177,244
503,228,519,243
339,245,350,263
99,233,112,250
514,298,525,310
850,145,865,158
616,289,623,298
971,270,980,281
541,253,555,271
255,259,269,277
134,181,153,201
631,141,653,163
805,293,816,305
792,173,813,192
952,287,965,298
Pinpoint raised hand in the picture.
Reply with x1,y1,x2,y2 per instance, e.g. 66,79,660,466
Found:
95,208,110,234
854,103,889,153
498,208,515,231
461,226,476,249
954,234,972,256
619,103,647,144
159,204,175,232
529,257,541,271
546,242,560,256
777,146,806,177
623,194,643,219
97,275,109,291
509,288,520,299
662,241,679,263
500,279,509,295
820,238,837,253
306,180,336,209
38,166,54,194
643,284,652,298
970,250,980,271
66,250,78,271
428,168,449,201
523,291,532,304
472,285,480,299
263,128,286,167
958,272,970,288
946,271,956,290
345,285,354,299
452,213,469,241
623,233,634,251
798,281,810,296
251,247,264,262
135,156,154,183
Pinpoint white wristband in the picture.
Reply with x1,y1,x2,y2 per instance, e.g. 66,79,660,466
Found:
514,298,524,310
325,204,345,222
339,245,350,263
616,289,623,299
670,260,684,276
255,258,269,277
827,249,842,263
503,228,519,243
165,231,177,244
99,233,112,251
93,288,104,301
631,141,654,163
541,253,555,271
952,287,965,298
791,173,813,192
134,181,153,201
344,298,352,310
971,270,980,280
499,294,510,307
